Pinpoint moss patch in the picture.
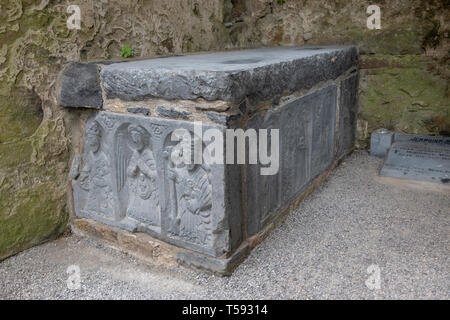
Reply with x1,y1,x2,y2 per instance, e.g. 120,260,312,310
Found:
360,55,449,135
0,181,68,260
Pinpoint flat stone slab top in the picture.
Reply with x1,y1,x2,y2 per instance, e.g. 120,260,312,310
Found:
58,46,358,108
102,46,357,103
380,141,450,184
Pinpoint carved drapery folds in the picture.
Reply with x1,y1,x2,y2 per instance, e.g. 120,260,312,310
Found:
71,112,225,257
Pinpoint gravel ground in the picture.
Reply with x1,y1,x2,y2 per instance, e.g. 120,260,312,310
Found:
0,151,448,299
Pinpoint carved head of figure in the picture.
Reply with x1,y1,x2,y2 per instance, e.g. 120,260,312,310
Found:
86,121,102,153
128,125,147,151
172,133,202,171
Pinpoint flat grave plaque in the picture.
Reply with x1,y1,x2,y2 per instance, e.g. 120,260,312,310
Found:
380,142,450,184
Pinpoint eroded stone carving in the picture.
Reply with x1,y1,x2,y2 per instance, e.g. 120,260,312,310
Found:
164,132,213,247
117,124,160,228
77,121,116,221
71,112,228,257
246,85,337,235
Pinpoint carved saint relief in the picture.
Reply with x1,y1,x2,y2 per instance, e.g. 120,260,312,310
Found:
72,113,219,252
164,133,213,246
116,124,160,227
78,121,115,219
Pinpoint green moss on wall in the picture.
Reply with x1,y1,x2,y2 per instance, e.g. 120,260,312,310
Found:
0,181,68,260
360,55,450,135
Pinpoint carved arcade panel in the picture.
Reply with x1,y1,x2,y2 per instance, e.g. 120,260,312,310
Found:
71,112,228,257
245,85,338,236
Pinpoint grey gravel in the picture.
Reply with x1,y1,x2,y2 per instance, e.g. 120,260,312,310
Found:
1,151,448,299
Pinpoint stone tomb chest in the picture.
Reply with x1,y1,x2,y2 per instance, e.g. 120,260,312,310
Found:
59,46,359,274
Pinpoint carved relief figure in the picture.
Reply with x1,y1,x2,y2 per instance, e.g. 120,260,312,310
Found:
164,135,212,246
78,121,115,219
121,124,160,226
282,107,310,201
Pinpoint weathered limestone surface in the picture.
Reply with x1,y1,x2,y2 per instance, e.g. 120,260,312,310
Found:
370,129,395,158
246,85,337,236
71,112,235,257
63,46,359,274
337,73,359,159
58,46,358,106
58,63,103,108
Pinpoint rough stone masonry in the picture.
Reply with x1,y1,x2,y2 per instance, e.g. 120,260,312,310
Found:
57,46,359,275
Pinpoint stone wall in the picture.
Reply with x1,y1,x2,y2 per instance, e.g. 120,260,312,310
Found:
0,0,448,260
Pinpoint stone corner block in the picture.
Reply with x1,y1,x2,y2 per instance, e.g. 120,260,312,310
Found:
370,128,394,158
57,62,103,109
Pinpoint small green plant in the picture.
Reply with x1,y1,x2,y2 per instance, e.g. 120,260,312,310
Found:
277,0,286,4
120,45,134,58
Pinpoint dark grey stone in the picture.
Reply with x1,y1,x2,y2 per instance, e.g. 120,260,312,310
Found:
245,85,338,236
100,46,358,103
206,112,229,125
156,106,190,119
272,95,281,107
127,107,150,116
311,85,337,179
71,111,234,257
246,109,282,236
337,74,359,159
370,128,394,158
380,142,450,184
224,121,245,251
58,62,103,108
62,47,360,273
279,91,313,204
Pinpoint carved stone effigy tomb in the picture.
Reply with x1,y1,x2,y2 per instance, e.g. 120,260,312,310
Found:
58,46,359,274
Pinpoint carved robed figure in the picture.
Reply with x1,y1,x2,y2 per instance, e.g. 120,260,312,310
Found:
116,124,160,227
78,121,115,219
164,133,213,246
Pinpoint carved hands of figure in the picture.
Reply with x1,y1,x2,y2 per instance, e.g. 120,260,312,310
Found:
92,166,109,187
136,157,157,180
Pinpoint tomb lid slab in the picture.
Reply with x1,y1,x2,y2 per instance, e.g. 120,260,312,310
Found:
100,46,358,103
